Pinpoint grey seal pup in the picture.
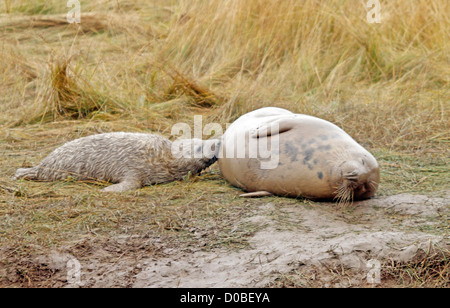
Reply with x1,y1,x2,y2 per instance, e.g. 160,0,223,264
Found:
14,132,220,192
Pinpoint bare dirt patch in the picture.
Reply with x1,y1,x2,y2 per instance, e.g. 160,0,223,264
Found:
132,193,449,288
2,192,447,288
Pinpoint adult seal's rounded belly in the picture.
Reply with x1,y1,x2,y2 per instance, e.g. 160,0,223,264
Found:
218,107,380,202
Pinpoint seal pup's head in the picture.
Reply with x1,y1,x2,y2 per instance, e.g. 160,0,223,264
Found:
172,138,221,169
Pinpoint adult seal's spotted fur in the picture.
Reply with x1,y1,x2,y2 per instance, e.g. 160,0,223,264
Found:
14,132,220,192
219,107,380,202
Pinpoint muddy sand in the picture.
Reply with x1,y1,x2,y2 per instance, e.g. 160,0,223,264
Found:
1,192,449,288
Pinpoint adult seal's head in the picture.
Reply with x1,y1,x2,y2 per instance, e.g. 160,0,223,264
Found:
218,107,380,203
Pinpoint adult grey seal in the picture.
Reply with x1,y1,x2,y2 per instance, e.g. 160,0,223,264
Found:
14,132,220,192
218,107,380,202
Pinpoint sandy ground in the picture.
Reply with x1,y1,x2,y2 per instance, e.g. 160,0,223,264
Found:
2,192,447,288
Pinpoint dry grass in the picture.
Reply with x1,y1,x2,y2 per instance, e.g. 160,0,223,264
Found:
1,0,448,148
382,243,449,287
269,243,449,288
0,0,449,288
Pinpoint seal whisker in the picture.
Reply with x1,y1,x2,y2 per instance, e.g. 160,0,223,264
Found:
333,180,355,207
367,179,378,192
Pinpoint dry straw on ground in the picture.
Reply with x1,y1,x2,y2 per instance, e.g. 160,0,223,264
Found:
0,0,448,150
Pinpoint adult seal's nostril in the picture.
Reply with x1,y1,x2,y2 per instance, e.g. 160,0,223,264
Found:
218,107,380,202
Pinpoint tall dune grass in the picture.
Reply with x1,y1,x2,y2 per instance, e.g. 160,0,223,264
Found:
0,0,448,152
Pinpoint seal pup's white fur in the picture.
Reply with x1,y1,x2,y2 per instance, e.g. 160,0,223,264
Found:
14,132,220,192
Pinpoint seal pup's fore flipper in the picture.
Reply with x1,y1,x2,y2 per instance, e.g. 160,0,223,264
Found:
101,178,142,193
14,167,39,180
251,118,297,139
240,191,273,198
